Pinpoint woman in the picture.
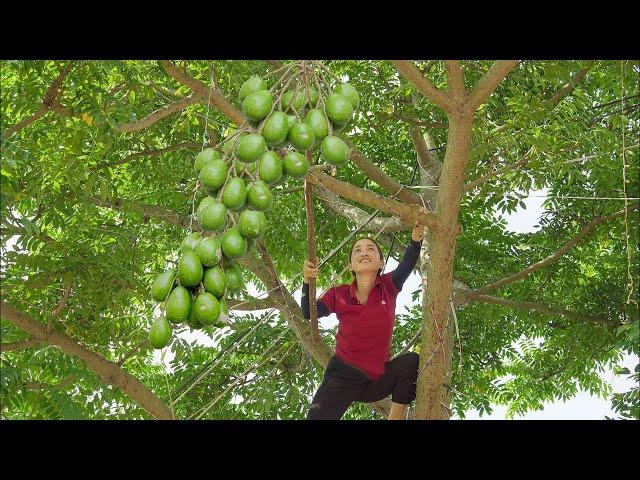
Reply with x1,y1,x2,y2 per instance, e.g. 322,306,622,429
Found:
301,208,428,420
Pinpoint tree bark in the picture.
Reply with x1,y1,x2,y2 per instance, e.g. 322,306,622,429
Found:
0,302,173,419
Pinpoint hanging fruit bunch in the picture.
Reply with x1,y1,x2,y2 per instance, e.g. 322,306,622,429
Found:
148,61,360,349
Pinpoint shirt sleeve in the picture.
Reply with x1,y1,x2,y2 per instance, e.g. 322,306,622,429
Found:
391,239,422,291
300,282,331,319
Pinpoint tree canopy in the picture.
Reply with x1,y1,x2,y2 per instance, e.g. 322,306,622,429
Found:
1,59,638,420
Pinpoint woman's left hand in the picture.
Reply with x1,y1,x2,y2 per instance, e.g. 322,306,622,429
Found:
411,206,429,242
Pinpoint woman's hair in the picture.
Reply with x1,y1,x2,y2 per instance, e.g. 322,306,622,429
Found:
348,236,385,277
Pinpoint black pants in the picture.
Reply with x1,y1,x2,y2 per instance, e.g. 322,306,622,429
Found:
307,352,420,420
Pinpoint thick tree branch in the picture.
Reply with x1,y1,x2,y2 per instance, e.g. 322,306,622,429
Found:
159,60,245,125
227,296,277,311
548,61,595,108
1,338,43,352
463,147,533,191
472,203,640,295
391,61,451,112
410,126,441,177
445,60,465,95
115,94,199,133
0,301,172,419
314,188,406,233
305,170,438,232
466,294,619,327
468,61,519,111
3,63,74,139
93,141,201,171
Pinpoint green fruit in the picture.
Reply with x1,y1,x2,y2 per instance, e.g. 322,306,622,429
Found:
288,122,316,150
197,196,216,217
287,115,298,129
258,151,283,184
281,90,306,111
235,160,258,176
203,266,227,297
304,109,329,141
180,232,202,253
199,200,227,231
199,160,228,191
239,210,267,239
306,86,319,107
334,83,360,109
320,135,350,166
186,300,202,329
239,76,267,102
194,292,220,325
223,129,239,156
261,111,289,146
151,269,176,302
194,148,222,175
326,92,354,125
283,151,310,178
242,90,273,122
166,286,191,324
235,134,266,163
225,264,244,292
246,180,273,211
178,251,203,288
196,237,222,267
221,227,248,259
149,316,172,349
217,298,229,326
222,177,247,211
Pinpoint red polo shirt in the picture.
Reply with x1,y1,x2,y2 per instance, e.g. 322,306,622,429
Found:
319,272,400,380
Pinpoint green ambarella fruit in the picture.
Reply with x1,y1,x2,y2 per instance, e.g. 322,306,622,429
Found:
281,90,306,111
149,316,172,349
194,148,222,175
217,298,229,326
203,265,226,298
235,134,266,163
326,92,354,125
223,129,239,156
258,151,283,184
199,200,227,231
239,210,267,239
180,232,202,253
196,237,222,267
261,111,289,146
166,286,191,324
194,292,220,325
222,177,247,211
239,76,267,102
197,196,216,217
334,83,360,109
320,135,350,166
246,180,273,211
304,109,329,141
178,251,204,287
221,227,248,259
235,160,258,176
306,86,319,106
186,301,202,329
242,90,273,122
287,115,298,129
151,269,176,302
225,264,244,292
199,160,228,191
283,152,310,178
288,122,315,150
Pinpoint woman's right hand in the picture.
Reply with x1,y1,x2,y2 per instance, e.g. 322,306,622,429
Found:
303,258,318,283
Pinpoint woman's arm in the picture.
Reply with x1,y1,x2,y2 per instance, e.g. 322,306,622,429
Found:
300,282,330,319
391,208,427,290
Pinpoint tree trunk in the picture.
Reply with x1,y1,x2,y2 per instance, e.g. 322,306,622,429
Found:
416,114,473,420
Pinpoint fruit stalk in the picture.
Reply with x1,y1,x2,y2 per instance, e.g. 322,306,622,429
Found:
304,149,320,344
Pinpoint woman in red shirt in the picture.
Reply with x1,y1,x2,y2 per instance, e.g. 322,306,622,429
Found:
301,209,427,420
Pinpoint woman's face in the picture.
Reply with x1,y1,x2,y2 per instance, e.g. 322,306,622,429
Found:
348,239,384,277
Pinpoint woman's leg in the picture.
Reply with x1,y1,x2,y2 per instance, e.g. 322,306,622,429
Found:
356,352,420,419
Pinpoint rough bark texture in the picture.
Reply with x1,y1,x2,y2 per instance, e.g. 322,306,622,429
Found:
0,302,173,419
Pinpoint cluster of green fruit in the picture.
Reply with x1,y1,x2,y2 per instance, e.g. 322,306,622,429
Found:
148,70,360,349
